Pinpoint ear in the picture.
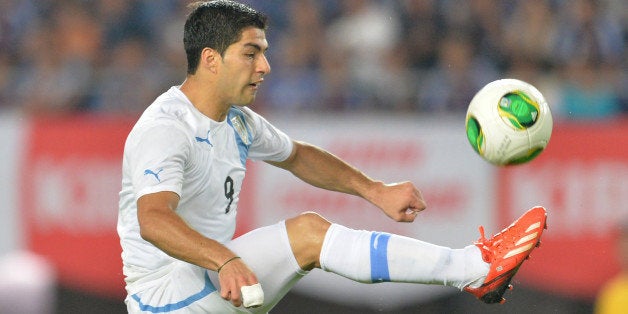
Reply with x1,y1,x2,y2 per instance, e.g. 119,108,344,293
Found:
199,47,220,73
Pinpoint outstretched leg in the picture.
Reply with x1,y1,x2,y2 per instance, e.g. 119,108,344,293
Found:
284,206,547,304
284,211,488,289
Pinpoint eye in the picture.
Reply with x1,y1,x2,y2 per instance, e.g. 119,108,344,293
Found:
245,53,255,60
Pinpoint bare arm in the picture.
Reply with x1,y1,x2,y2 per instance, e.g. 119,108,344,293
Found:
267,141,427,222
137,191,256,307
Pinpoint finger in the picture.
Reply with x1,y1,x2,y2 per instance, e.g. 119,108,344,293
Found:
395,208,416,222
241,283,264,308
411,198,427,212
413,188,427,211
229,288,242,307
404,208,419,216
220,288,230,300
220,285,242,307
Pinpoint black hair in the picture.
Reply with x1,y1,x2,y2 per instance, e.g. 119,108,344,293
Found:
184,0,268,74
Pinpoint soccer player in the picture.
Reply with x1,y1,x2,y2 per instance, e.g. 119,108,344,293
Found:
117,1,548,312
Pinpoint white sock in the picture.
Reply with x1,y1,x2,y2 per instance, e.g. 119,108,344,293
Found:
319,224,489,290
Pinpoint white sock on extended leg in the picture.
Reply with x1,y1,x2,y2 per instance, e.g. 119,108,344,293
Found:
461,245,490,290
319,224,489,290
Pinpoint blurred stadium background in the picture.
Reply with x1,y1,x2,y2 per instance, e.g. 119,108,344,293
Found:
0,0,626,313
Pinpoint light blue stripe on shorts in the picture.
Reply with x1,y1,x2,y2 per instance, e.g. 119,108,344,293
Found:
131,271,217,313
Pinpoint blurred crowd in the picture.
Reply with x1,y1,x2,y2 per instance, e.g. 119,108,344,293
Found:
0,0,625,119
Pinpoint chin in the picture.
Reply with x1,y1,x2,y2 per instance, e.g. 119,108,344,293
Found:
239,96,256,106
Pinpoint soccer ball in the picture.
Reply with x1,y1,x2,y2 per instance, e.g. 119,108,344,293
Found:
465,78,553,166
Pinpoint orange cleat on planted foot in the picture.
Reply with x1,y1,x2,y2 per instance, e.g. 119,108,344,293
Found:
464,206,548,304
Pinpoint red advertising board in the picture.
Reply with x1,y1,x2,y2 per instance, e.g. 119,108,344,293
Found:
497,119,628,299
20,115,133,298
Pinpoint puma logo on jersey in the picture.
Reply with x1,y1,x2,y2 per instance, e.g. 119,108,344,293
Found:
195,130,213,147
144,168,164,182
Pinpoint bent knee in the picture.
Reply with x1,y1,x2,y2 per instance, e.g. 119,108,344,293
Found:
285,212,331,270
288,212,331,235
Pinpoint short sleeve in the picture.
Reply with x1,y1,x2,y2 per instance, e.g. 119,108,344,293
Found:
126,122,190,199
241,107,293,162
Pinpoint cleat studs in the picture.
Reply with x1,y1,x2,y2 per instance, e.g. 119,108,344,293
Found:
536,241,541,248
499,298,506,304
508,284,513,290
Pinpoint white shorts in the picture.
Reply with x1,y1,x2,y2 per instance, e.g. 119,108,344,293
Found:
124,221,308,313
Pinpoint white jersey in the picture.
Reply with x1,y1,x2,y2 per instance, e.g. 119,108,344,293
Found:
117,86,293,271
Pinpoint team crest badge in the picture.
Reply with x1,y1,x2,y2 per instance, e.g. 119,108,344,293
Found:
230,115,251,145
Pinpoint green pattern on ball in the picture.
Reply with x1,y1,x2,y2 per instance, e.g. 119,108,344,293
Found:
506,147,544,165
498,91,540,130
466,116,484,154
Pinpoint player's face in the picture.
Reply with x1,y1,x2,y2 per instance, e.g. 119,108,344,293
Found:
217,27,270,106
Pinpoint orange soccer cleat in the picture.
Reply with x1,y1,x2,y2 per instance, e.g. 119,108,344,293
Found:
464,206,548,304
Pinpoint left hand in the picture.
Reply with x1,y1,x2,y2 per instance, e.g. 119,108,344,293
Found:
368,181,427,222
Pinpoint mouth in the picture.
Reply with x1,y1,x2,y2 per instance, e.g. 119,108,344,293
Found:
248,79,264,89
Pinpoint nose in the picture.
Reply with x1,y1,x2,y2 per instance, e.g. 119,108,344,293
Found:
258,54,271,75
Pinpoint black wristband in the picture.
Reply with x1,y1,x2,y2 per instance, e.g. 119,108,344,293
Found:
217,256,241,273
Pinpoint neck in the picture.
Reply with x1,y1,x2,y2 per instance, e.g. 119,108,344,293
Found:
180,77,230,121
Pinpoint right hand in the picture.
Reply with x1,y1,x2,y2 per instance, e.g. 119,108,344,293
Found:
217,257,259,308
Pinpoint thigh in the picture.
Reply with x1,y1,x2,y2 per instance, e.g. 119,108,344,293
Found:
212,221,309,313
127,221,306,313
